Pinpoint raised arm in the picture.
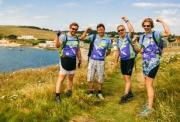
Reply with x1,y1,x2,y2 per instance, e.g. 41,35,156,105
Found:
80,27,92,41
122,16,134,37
156,18,171,37
54,31,62,48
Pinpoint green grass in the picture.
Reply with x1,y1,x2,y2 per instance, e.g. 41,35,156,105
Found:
0,54,179,122
0,25,55,40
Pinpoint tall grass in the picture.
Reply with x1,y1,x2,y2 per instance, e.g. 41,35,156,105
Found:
0,54,179,122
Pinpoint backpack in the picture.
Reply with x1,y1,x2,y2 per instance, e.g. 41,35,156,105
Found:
87,34,96,60
142,31,163,56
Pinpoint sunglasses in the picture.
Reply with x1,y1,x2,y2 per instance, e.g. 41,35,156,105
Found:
71,28,78,31
117,29,125,32
143,25,151,28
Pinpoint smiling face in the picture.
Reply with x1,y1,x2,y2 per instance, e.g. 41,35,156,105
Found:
143,21,152,34
69,25,78,36
97,26,105,37
117,25,126,37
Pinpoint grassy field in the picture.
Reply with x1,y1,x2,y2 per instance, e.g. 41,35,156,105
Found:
0,25,56,40
0,52,179,122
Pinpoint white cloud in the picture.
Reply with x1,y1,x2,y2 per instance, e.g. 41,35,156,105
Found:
155,9,178,15
132,2,180,8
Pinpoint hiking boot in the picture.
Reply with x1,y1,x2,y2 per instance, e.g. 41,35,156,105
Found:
66,90,72,97
139,108,154,117
55,95,61,103
127,91,134,99
119,94,128,104
97,93,105,100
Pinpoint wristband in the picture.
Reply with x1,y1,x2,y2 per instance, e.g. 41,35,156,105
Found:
125,20,129,23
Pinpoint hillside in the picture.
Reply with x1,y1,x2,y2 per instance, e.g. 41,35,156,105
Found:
0,25,56,40
0,52,179,122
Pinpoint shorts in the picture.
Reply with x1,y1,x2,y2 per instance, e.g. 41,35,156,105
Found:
143,58,160,79
145,64,159,79
120,58,135,76
59,62,75,75
87,59,105,83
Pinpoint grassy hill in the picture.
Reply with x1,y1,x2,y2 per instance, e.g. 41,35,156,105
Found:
0,52,179,122
0,25,56,40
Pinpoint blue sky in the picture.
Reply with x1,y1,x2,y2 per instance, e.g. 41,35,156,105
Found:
0,0,180,35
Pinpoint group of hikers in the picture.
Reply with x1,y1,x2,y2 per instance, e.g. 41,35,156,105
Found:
54,16,170,116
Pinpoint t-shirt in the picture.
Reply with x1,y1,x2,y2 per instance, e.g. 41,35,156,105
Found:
115,34,136,60
59,34,79,58
139,31,163,61
88,34,112,61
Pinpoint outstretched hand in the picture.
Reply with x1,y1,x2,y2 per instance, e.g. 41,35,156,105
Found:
121,16,128,22
85,27,92,33
156,18,164,23
56,30,61,37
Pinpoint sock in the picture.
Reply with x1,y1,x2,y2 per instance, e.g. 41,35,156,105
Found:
88,90,93,94
98,90,102,94
56,93,61,97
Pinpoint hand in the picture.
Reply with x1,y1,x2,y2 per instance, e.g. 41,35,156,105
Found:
156,18,164,23
121,16,128,22
56,30,61,37
85,27,92,33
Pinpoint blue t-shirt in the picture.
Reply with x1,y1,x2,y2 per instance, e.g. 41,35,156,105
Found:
59,34,79,58
116,33,136,60
139,31,163,61
88,34,112,61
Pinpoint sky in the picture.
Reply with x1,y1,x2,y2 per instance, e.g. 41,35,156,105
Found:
0,0,180,35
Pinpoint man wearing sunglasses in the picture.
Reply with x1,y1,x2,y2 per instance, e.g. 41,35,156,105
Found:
134,18,170,116
54,22,82,103
80,23,112,100
113,17,136,104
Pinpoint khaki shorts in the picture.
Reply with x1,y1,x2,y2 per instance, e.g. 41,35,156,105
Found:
59,63,75,75
87,59,105,83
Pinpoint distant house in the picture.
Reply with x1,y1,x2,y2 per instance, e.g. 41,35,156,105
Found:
38,40,55,48
17,35,37,40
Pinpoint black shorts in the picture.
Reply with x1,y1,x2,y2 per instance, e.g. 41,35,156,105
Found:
120,58,135,76
147,65,159,79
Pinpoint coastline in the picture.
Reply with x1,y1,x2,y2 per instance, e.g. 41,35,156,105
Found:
0,42,56,50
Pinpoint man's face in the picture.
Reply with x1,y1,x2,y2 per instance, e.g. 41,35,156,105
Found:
117,26,126,37
143,22,152,33
97,26,105,37
70,25,78,36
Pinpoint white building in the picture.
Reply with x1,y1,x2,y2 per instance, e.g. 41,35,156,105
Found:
17,35,37,40
38,41,55,48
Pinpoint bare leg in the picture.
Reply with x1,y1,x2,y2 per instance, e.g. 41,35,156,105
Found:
56,74,66,93
145,76,155,109
123,75,132,95
67,74,74,91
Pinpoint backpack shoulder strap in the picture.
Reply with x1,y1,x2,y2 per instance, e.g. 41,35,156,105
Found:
62,34,68,49
75,35,80,47
88,34,96,58
126,34,131,44
152,31,159,47
58,34,68,57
